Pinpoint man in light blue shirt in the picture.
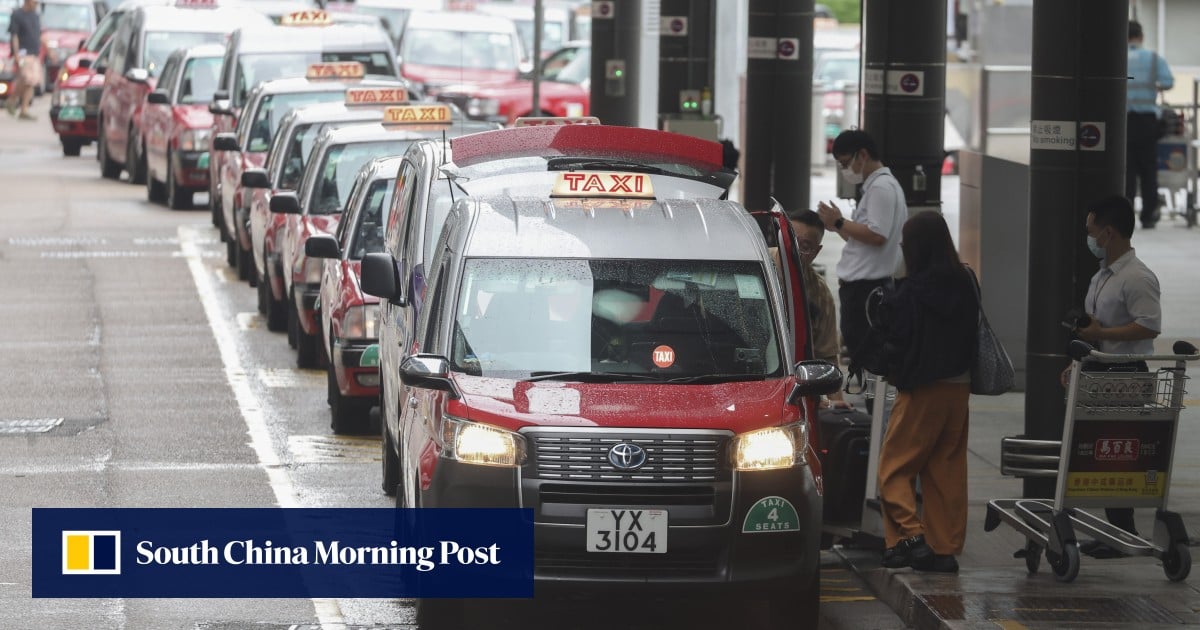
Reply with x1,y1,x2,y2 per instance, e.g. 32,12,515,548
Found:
1126,20,1174,229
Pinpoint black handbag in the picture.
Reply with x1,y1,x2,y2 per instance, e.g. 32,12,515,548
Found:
965,267,1015,395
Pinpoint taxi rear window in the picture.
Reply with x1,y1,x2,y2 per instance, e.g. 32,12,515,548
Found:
246,92,345,152
143,31,225,77
178,56,221,104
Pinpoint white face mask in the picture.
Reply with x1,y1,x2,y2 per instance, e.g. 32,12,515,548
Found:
841,167,863,186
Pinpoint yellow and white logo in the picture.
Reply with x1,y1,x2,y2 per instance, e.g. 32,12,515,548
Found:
62,531,121,575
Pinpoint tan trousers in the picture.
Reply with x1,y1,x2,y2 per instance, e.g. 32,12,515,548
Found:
878,380,970,555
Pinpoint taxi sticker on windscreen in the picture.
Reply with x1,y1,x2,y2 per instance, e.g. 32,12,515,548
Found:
742,496,800,533
282,10,332,26
652,345,675,369
345,87,408,107
513,116,600,127
306,62,364,80
382,104,452,125
551,171,655,199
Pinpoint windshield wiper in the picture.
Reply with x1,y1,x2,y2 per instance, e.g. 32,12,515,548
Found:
666,374,769,384
522,371,664,383
545,157,669,175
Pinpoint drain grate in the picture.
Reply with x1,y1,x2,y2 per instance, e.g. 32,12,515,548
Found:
921,594,1181,624
0,418,64,434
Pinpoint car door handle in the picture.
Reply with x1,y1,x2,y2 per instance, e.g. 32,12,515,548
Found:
408,397,418,409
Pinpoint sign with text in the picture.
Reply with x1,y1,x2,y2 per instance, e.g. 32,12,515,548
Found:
1031,120,1107,151
862,69,923,96
1065,419,1174,499
33,508,533,598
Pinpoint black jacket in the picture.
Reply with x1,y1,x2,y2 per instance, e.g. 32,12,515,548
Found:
881,266,978,391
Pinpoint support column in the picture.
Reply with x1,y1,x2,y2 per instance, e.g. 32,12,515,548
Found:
589,0,643,126
743,0,814,213
1024,0,1127,498
861,0,946,212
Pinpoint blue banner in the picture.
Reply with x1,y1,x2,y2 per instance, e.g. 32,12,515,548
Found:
33,508,533,598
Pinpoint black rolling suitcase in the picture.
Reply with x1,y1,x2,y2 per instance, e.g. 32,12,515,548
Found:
816,406,872,524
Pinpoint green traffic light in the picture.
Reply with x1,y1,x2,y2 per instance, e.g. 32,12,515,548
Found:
614,69,623,77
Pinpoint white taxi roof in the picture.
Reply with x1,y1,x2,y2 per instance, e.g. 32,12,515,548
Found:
250,76,405,98
456,197,765,262
139,4,273,30
233,22,394,54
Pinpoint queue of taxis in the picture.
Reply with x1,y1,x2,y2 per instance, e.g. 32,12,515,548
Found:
206,13,398,235
211,67,410,281
243,88,412,329
0,6,12,100
96,0,271,182
271,103,496,368
306,155,400,433
140,42,222,208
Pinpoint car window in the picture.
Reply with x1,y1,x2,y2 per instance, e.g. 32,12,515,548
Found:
449,258,783,379
402,29,516,71
40,2,95,31
178,56,222,104
156,56,179,95
81,9,119,51
142,31,226,77
310,138,413,215
384,159,416,255
349,178,394,260
246,92,344,153
234,52,393,107
514,19,564,56
543,46,588,84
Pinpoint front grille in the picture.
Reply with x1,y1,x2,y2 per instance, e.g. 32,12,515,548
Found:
538,483,715,506
527,432,728,482
84,86,102,106
537,549,718,578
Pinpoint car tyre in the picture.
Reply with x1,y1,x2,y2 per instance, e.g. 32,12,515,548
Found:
61,138,82,157
381,383,399,496
296,313,320,368
167,154,192,210
126,131,146,184
147,161,167,203
210,186,222,228
237,242,255,284
329,362,372,434
98,123,121,180
261,258,288,331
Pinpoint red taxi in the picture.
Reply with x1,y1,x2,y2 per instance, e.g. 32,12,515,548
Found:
140,43,222,208
205,12,399,237
437,40,588,125
0,6,15,100
39,0,98,88
96,1,270,182
305,155,400,433
395,10,523,96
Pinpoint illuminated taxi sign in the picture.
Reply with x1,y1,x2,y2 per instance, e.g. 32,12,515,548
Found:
551,171,655,199
513,116,601,127
382,104,452,125
306,62,364,80
282,10,332,25
176,0,217,8
345,87,408,107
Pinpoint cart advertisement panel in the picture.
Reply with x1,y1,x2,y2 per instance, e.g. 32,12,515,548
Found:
1065,419,1174,499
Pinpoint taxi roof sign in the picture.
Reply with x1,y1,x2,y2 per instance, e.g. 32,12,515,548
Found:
306,62,364,80
282,10,332,26
513,116,601,127
382,104,452,126
551,171,655,200
345,87,408,107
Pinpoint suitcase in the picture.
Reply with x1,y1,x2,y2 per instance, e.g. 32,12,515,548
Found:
816,406,872,524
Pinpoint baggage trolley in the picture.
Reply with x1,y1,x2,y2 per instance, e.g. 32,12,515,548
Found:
984,339,1200,583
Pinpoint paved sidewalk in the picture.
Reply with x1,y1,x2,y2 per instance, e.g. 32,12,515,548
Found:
806,169,1200,628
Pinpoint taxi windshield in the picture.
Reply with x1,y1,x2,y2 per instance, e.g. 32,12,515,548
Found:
143,31,225,77
348,178,393,260
246,92,344,152
235,52,394,106
40,2,93,32
310,139,413,215
450,258,783,380
0,13,10,42
401,29,517,71
178,56,222,104
515,19,564,56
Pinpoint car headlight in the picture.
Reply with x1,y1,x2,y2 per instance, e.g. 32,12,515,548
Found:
302,256,323,285
441,416,526,467
179,128,212,151
54,88,84,107
341,304,379,340
732,422,808,471
466,97,499,118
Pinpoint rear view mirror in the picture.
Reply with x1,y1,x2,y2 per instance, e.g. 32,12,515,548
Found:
124,67,149,84
240,168,269,189
361,252,406,305
211,132,239,152
399,355,459,398
305,234,340,259
209,89,232,115
77,57,92,70
269,192,300,215
787,360,843,404
146,90,169,105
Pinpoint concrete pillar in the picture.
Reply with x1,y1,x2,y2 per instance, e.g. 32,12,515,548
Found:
743,0,814,214
861,0,946,211
1023,0,1127,499
589,0,643,127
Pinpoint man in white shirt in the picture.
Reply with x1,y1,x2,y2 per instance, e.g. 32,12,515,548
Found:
816,130,907,382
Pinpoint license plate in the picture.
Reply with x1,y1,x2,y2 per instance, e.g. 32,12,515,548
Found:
586,508,667,553
197,152,209,169
59,106,84,121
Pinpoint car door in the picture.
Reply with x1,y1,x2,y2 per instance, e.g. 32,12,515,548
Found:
142,54,178,180
379,157,418,451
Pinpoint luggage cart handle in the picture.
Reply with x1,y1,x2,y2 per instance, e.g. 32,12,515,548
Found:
1068,339,1200,363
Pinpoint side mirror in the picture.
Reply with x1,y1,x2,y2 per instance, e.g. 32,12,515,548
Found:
124,67,149,84
146,89,169,105
211,132,239,152
77,57,92,70
94,58,107,74
399,354,460,398
270,192,301,215
240,168,270,189
361,252,406,305
305,234,340,259
787,360,843,404
77,40,86,52
209,90,232,115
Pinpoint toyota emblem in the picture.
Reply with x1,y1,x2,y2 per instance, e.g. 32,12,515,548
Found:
608,442,648,470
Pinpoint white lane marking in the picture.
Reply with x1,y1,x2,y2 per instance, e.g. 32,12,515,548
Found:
258,368,324,388
236,311,261,330
179,225,345,628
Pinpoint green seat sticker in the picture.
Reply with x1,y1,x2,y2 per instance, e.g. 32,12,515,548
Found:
360,344,380,367
742,496,800,533
197,152,209,169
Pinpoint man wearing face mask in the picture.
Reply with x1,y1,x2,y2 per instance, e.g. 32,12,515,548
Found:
1062,194,1161,558
816,130,906,382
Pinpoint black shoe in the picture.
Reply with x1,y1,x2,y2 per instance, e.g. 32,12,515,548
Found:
1142,222,1157,229
1080,540,1124,559
882,534,930,568
912,553,959,573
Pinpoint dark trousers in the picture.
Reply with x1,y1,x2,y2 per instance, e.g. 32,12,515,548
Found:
1081,359,1150,534
839,277,893,367
1126,112,1160,226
